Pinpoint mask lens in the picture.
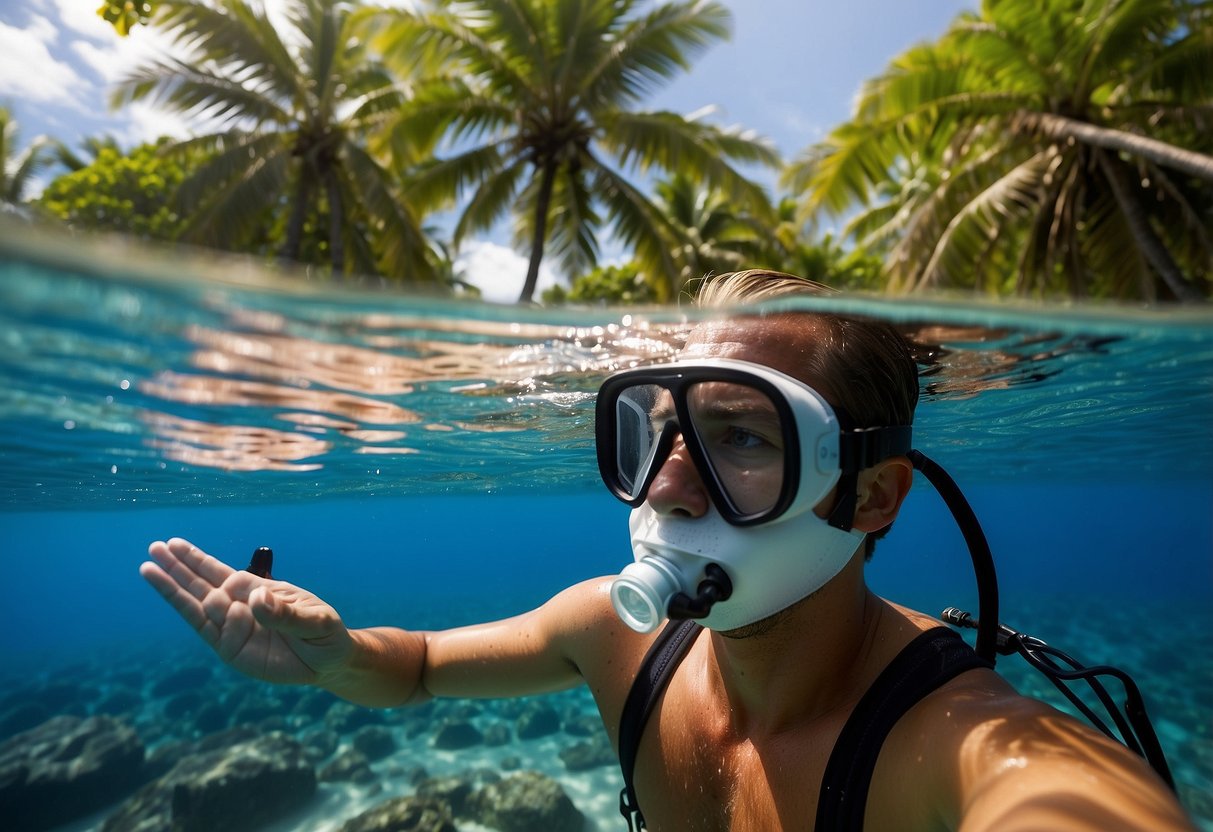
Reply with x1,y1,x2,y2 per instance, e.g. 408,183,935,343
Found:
614,384,668,499
686,381,787,516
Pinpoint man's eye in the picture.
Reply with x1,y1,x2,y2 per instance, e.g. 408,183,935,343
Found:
724,427,764,449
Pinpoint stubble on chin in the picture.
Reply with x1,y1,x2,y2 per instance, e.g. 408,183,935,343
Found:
717,606,793,639
714,587,821,640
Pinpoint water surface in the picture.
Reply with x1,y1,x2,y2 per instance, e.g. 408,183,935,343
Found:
2,228,1210,830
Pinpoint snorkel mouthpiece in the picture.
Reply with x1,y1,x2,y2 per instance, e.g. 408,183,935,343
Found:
611,553,702,633
667,563,733,619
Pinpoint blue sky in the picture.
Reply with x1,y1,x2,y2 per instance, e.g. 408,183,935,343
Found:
0,0,975,300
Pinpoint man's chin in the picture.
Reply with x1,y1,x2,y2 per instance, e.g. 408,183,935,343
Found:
715,607,794,640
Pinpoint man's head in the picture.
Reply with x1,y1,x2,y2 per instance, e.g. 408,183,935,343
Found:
694,270,920,433
599,270,920,633
691,270,919,556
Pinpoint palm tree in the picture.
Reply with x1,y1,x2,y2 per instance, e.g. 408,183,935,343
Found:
112,0,434,280
0,107,54,207
647,172,772,294
362,0,779,303
51,135,124,172
785,0,1213,302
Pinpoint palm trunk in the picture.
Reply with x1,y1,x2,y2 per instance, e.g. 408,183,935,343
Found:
324,166,344,275
1017,111,1213,184
519,159,557,304
282,165,313,262
1094,148,1203,302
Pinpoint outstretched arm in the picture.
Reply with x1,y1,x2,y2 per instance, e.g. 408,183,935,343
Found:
933,682,1198,832
141,538,615,708
141,537,425,706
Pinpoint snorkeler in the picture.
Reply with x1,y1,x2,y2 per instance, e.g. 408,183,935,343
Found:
141,270,1196,831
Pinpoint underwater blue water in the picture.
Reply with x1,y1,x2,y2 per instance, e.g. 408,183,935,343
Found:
1,228,1211,830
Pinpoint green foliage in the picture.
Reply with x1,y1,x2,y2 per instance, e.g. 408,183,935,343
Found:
638,173,773,298
785,0,1213,302
543,262,658,306
37,138,190,240
1,107,54,206
363,0,779,302
111,0,436,282
98,1,156,36
781,235,886,293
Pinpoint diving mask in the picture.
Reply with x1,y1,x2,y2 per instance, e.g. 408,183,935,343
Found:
595,358,912,632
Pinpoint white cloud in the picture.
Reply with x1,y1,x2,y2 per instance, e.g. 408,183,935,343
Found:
0,15,85,106
47,0,114,39
120,100,193,144
456,239,562,304
70,37,121,82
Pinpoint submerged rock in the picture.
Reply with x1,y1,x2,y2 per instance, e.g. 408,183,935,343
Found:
319,748,376,784
482,722,511,746
150,665,213,698
515,703,561,739
0,702,52,740
0,714,146,831
431,719,483,750
302,727,340,763
559,736,617,771
102,731,315,832
327,701,387,734
94,687,143,718
469,770,583,832
563,713,604,737
353,725,397,761
415,774,475,817
337,795,457,832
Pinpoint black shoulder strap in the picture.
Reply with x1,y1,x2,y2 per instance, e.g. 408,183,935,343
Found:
617,618,703,831
816,627,993,830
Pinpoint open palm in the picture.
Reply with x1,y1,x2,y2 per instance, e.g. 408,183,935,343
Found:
141,537,353,685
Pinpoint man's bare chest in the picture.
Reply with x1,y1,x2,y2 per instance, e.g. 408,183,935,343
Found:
628,682,943,832
631,690,844,830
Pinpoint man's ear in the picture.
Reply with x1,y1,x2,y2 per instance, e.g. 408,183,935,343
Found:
852,456,914,533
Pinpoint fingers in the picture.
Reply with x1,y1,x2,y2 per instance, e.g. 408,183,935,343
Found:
142,538,241,647
249,585,336,642
139,559,213,640
156,538,235,596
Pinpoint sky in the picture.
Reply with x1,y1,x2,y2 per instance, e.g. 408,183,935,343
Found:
0,0,975,301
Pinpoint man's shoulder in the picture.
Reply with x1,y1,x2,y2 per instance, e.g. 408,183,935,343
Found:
889,661,1190,823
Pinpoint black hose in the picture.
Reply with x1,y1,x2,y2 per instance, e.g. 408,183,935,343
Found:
908,450,1000,663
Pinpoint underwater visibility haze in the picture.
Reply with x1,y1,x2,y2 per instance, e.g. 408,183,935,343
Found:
1,228,1211,831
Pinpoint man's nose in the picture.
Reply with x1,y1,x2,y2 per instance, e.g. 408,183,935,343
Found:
645,436,710,518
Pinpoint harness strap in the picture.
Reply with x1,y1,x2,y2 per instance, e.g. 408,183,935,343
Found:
815,627,993,829
617,619,703,831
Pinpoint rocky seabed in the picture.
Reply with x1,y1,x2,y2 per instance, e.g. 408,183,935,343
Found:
0,651,624,832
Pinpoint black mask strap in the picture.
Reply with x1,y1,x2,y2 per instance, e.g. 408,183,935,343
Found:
829,424,914,532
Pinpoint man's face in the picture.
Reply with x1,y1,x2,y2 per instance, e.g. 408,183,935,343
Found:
647,379,786,516
642,317,829,521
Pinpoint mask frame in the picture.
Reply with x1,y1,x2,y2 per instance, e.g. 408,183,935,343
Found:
595,358,913,530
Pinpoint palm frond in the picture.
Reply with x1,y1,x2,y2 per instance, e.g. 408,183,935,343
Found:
343,142,435,282
597,110,774,213
179,147,291,246
580,0,730,109
389,79,513,160
914,147,1053,291
111,57,291,126
453,160,527,243
405,139,510,214
153,0,303,103
173,130,290,216
475,0,552,85
590,158,679,299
